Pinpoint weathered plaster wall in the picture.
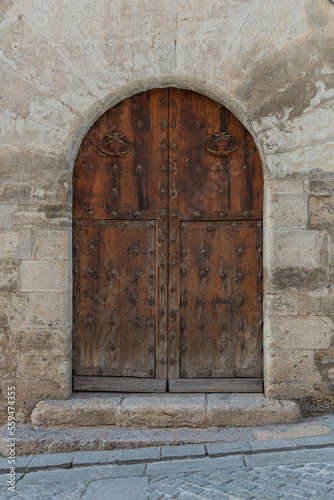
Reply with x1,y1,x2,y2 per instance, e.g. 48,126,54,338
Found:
0,0,334,422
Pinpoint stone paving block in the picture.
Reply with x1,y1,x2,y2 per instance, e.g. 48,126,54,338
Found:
20,463,145,485
161,444,205,460
250,438,298,453
293,434,334,449
28,452,74,470
83,476,149,500
244,447,334,467
0,455,32,473
207,441,252,457
0,472,24,486
146,455,245,475
73,450,117,466
117,446,160,464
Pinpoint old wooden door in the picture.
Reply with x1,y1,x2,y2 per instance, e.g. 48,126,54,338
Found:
73,88,263,393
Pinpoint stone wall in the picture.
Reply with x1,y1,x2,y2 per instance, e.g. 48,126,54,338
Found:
0,0,333,423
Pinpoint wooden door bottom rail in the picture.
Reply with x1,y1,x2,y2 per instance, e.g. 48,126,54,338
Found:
73,376,263,393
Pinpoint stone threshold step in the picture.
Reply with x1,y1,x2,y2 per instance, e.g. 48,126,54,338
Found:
2,438,334,474
31,393,300,430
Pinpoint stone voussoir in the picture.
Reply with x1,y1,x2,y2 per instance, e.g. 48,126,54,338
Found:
30,393,301,430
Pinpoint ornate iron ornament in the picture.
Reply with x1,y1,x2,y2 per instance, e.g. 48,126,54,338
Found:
204,131,240,156
97,131,133,157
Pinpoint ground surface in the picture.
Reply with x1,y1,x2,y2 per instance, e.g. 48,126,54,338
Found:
1,414,334,499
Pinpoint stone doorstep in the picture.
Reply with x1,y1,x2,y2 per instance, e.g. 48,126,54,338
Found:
2,440,334,475
30,393,301,430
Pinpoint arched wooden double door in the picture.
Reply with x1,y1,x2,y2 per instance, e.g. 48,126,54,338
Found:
73,88,263,393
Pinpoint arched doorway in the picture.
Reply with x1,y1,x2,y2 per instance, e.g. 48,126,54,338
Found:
72,88,263,393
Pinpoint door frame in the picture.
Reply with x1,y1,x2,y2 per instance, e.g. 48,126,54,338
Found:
68,81,268,396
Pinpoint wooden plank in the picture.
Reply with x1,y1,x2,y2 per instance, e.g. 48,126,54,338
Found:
73,219,156,378
166,88,263,221
180,221,263,378
73,90,162,220
73,376,167,392
168,88,181,378
168,378,263,393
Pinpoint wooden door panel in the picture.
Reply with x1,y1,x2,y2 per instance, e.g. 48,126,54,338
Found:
73,219,156,378
168,88,263,221
73,89,166,220
180,221,263,378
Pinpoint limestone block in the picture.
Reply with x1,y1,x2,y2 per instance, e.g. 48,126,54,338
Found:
266,179,304,196
0,261,19,292
12,329,69,351
0,182,31,204
306,296,334,317
266,382,331,400
0,293,28,332
32,230,70,260
0,205,17,231
13,206,47,227
266,192,308,229
21,260,68,292
2,379,69,424
27,292,66,328
120,394,207,428
31,181,65,206
258,99,334,155
265,294,297,315
268,267,328,293
31,397,122,429
0,147,67,183
206,394,301,427
265,349,322,384
307,178,334,196
272,230,326,269
0,3,98,114
17,350,70,379
265,141,334,178
0,230,32,259
267,316,333,350
0,107,71,155
309,196,334,232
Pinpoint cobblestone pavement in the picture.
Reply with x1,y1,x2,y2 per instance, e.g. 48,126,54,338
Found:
148,462,334,500
1,460,334,499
